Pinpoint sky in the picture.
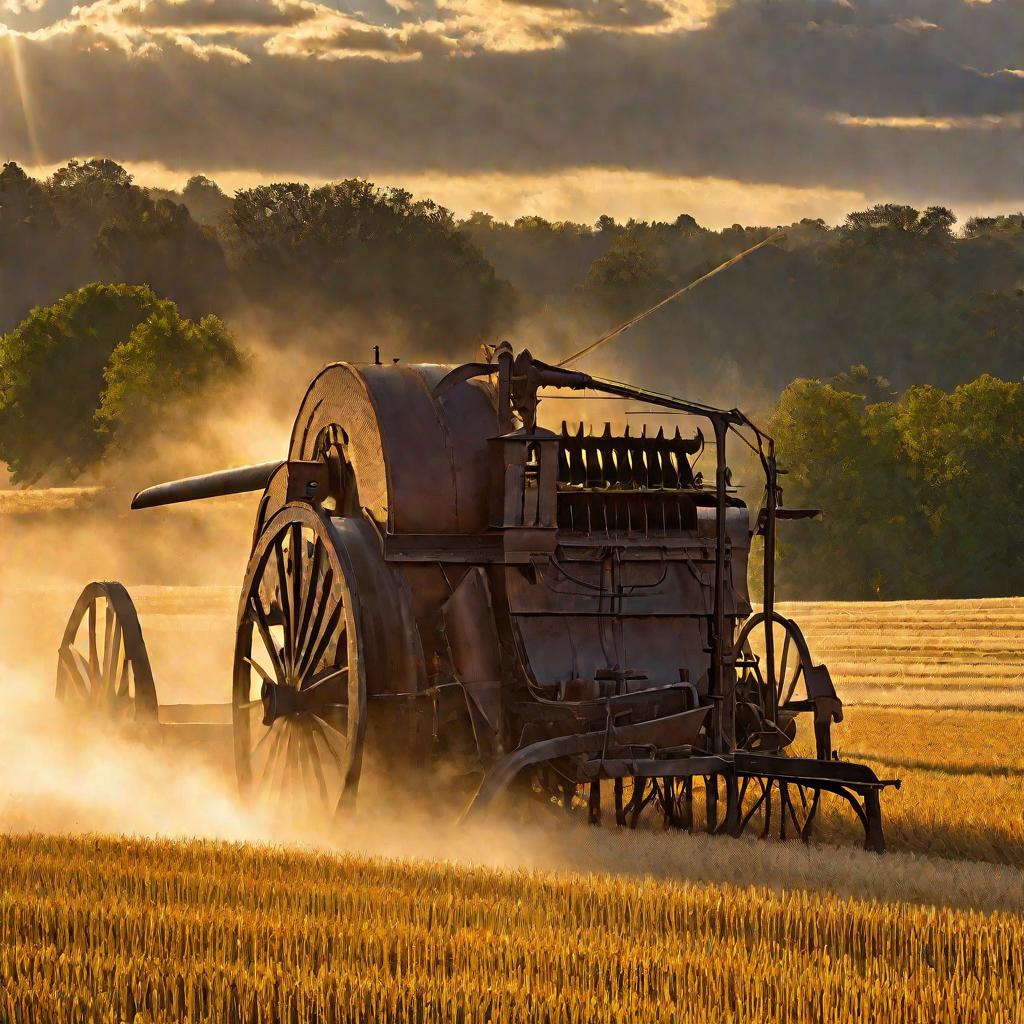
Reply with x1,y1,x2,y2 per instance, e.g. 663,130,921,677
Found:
1,0,1022,227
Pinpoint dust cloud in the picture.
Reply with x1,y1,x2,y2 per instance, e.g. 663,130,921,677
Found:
5,329,996,918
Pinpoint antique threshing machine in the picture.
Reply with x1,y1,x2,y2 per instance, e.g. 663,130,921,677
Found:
56,344,899,849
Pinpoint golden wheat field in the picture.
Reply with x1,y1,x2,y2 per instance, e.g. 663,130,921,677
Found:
0,588,1022,1023
1,832,1022,1024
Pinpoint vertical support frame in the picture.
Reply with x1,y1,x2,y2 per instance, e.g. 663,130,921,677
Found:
709,415,734,753
762,447,779,722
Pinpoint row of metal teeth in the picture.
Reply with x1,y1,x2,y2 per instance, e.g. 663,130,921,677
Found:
557,422,703,489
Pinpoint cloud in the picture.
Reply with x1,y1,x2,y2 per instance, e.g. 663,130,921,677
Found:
0,0,1022,209
117,0,318,32
499,0,672,29
831,111,1024,131
0,0,47,13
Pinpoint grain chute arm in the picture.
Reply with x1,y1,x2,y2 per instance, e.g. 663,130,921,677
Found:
131,461,283,510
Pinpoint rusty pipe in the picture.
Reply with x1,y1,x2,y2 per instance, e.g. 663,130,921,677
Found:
131,461,283,510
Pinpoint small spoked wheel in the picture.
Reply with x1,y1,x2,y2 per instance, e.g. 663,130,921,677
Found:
735,774,822,844
734,612,813,750
233,504,366,824
56,582,157,724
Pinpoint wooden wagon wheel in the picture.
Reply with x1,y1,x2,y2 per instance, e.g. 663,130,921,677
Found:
55,582,158,723
233,504,367,824
734,612,812,751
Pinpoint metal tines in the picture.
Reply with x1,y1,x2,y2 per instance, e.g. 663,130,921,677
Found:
558,421,702,490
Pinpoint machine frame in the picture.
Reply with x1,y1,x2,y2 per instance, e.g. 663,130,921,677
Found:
56,345,899,849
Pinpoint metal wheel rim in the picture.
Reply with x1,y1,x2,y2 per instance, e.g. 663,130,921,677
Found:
735,612,812,722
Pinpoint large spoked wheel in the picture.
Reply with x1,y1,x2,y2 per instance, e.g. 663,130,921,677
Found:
56,582,157,724
233,504,366,824
734,612,813,752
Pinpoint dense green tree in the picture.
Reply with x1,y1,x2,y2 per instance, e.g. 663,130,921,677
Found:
580,238,672,322
963,213,1024,238
894,376,1024,597
767,374,1024,599
96,197,230,319
97,308,243,445
0,161,231,332
463,199,1024,392
45,159,150,283
225,180,514,352
844,203,955,237
828,365,895,405
460,214,604,304
181,175,231,226
0,284,241,481
0,163,63,329
767,379,919,598
0,284,163,480
4,153,1024,414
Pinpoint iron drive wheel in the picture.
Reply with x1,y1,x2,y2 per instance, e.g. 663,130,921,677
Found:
734,612,812,751
56,582,158,724
233,503,367,824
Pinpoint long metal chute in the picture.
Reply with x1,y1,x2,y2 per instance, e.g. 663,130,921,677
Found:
555,231,784,368
131,461,283,510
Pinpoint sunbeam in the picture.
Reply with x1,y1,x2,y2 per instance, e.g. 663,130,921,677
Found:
1,31,43,166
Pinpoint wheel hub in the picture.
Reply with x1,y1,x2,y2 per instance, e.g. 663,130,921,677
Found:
261,680,304,726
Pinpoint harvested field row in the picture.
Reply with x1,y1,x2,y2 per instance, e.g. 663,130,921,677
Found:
839,687,1024,711
0,834,1020,1024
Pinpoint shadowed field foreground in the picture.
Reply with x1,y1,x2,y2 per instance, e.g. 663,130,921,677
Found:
1,833,1022,1024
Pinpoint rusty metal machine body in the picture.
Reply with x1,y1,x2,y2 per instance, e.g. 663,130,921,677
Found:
57,345,898,848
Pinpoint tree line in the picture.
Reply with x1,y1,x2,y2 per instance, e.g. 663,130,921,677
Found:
0,160,513,357
2,157,1023,597
3,158,1023,388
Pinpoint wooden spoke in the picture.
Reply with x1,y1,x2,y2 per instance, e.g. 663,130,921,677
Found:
274,535,294,675
59,646,91,698
257,726,288,795
251,722,278,758
288,524,303,671
294,539,323,662
295,576,340,681
243,656,276,686
87,601,99,682
71,646,96,696
777,629,791,702
302,664,348,695
311,709,348,742
300,726,330,810
101,604,115,692
277,727,295,811
297,599,344,683
249,596,285,683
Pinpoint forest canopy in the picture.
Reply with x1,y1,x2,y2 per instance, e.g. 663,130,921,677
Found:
2,157,1023,596
3,159,1023,390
